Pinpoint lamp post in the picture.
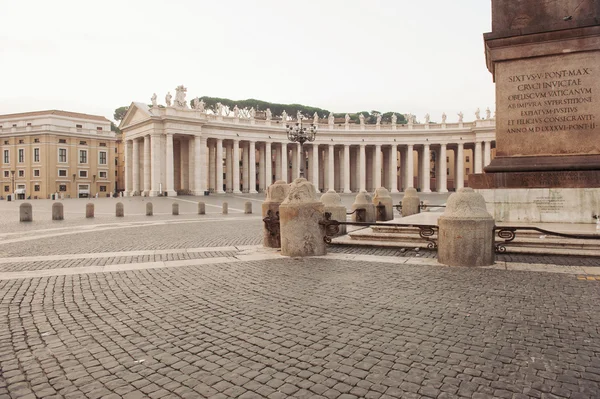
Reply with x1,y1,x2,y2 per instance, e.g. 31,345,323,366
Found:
286,115,317,179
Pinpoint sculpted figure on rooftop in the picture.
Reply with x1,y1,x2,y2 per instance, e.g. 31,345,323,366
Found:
328,112,335,125
457,111,464,122
151,93,157,107
165,92,172,107
441,112,447,123
475,108,481,120
424,113,430,124
266,108,272,121
313,112,319,125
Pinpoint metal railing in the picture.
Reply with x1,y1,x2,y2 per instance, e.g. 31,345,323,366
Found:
494,226,600,253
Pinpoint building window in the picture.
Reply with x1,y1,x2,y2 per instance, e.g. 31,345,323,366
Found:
76,124,83,129
99,185,107,192
59,139,66,144
3,150,8,164
466,156,470,162
18,139,24,144
34,138,39,143
33,148,40,163
58,148,67,163
59,185,67,192
3,171,8,178
26,123,31,127
34,185,40,192
3,140,8,145
79,170,88,178
12,124,16,127
18,149,24,163
4,186,9,192
99,151,107,165
99,142,106,147
99,171,107,179
33,169,40,177
466,168,470,174
18,170,24,177
115,158,118,166
97,127,103,131
79,150,87,164
58,169,67,177
79,140,87,145
447,168,450,176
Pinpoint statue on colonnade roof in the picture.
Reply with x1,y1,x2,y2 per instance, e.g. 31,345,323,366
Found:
233,105,239,117
281,110,287,122
391,113,397,124
457,111,464,122
328,112,334,125
485,107,491,119
313,112,319,125
165,92,172,107
151,93,157,107
441,112,447,123
174,85,187,108
266,108,272,121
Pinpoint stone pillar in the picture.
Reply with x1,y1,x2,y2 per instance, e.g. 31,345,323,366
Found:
132,139,140,195
291,143,298,180
328,144,335,192
172,203,179,215
456,143,465,190
52,203,63,220
279,178,326,257
150,135,161,196
265,142,272,187
258,143,265,192
245,202,252,214
484,141,492,167
209,141,216,192
198,202,205,215
389,145,398,193
312,143,319,188
225,142,233,192
320,190,347,235
373,187,393,221
20,203,32,222
216,138,224,193
422,144,431,193
242,143,249,192
124,140,131,195
281,143,288,183
343,145,351,193
143,135,150,196
375,144,382,189
438,144,448,193
232,140,241,193
193,136,204,195
166,133,175,196
474,141,483,174
262,180,290,248
249,141,257,193
116,202,124,217
222,202,228,214
406,144,414,189
401,187,420,217
85,203,94,218
352,192,376,223
438,188,495,267
359,144,366,192
146,202,153,216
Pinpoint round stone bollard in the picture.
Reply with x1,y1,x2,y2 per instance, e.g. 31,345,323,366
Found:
438,188,495,267
19,203,33,222
262,180,290,248
373,187,393,221
280,178,326,257
198,202,205,215
52,203,64,221
320,190,347,236
351,191,376,223
244,201,252,214
172,203,179,216
86,203,94,218
401,187,420,217
222,202,228,214
146,202,153,216
116,202,124,217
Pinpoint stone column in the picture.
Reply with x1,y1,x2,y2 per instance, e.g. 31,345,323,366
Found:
132,139,140,195
359,144,366,192
291,143,298,180
389,145,398,193
281,143,288,183
226,142,233,192
328,144,335,192
242,143,249,192
483,141,492,167
295,143,302,179
165,133,175,196
208,141,215,191
193,136,202,195
249,141,257,193
456,143,465,190
274,145,281,181
343,145,351,193
474,141,483,174
216,138,224,193
143,135,150,196
258,143,265,192
312,143,319,188
124,140,132,195
405,144,414,189
422,144,431,193
439,144,448,193
233,139,241,193
265,142,272,187
374,144,382,189
150,135,161,196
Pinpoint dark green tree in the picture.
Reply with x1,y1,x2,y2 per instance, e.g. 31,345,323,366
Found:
113,106,129,122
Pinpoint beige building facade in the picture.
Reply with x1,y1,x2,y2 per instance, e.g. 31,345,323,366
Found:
0,110,117,200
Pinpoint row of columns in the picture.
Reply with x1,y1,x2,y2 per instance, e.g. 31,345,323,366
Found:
124,136,494,195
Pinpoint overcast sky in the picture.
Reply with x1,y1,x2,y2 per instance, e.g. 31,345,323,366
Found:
1,0,495,123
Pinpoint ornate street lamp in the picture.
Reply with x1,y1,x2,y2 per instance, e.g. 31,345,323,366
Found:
286,116,317,178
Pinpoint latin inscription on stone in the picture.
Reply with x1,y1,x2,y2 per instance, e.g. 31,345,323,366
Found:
533,195,565,213
496,51,600,157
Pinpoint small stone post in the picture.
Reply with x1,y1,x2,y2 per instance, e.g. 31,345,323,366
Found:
52,203,64,221
280,178,327,257
198,202,205,215
146,202,153,216
320,190,347,235
262,180,290,248
116,202,124,217
351,192,376,223
373,187,393,221
172,203,179,215
19,203,32,222
244,201,252,214
401,187,420,217
438,188,495,267
86,203,94,218
222,202,228,214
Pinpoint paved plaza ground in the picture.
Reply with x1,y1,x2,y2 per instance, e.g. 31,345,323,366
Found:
1,194,600,398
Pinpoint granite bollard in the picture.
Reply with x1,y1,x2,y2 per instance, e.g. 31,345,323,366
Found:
198,202,205,215
86,203,94,218
401,187,420,217
262,180,290,248
320,189,347,235
146,202,153,216
280,178,327,257
222,202,228,214
116,202,124,217
172,203,179,215
20,203,32,222
52,203,63,221
351,191,376,223
245,201,252,214
373,187,393,221
438,188,495,267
